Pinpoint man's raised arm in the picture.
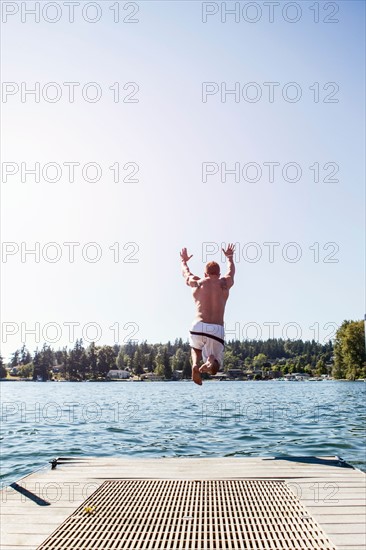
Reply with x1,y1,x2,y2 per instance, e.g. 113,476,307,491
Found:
222,243,235,288
180,247,200,287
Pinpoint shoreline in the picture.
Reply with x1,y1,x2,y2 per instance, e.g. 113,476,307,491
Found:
1,378,365,382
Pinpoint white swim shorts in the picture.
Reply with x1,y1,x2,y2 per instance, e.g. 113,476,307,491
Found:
188,321,225,366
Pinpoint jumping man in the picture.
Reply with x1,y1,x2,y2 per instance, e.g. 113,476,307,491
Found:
180,244,235,385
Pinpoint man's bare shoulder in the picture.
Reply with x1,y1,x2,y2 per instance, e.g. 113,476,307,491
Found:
188,276,204,288
220,275,234,290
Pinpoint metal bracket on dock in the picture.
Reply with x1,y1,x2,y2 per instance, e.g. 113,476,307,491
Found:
49,458,58,470
49,457,87,470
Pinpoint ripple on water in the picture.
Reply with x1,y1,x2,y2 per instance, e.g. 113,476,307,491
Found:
0,380,365,485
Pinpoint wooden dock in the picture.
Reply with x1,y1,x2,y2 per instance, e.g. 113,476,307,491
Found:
1,456,365,549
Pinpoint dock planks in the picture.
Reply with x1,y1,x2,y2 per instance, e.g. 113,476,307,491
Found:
1,456,365,549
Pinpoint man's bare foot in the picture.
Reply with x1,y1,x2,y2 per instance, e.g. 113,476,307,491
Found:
199,360,210,374
199,357,220,376
209,359,220,375
192,365,202,386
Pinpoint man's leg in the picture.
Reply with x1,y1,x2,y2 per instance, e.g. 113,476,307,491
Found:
191,348,203,385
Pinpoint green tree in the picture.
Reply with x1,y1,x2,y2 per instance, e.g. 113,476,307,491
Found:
244,357,252,368
172,348,185,371
315,359,327,376
182,355,192,379
333,321,350,378
163,348,172,380
17,363,33,378
132,349,144,377
20,344,31,365
145,350,155,372
116,349,125,370
87,342,98,379
32,344,53,381
343,321,365,379
54,349,64,365
287,363,296,374
304,364,313,376
253,353,267,369
0,356,7,378
10,350,20,368
60,346,69,378
32,349,41,380
68,339,87,380
155,346,172,379
334,320,365,380
97,346,116,378
154,347,164,377
295,356,306,373
223,350,240,371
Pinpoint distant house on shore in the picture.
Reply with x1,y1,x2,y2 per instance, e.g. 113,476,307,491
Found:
227,369,246,380
212,372,229,381
245,369,261,380
268,370,282,379
142,372,163,381
284,373,310,381
107,369,130,379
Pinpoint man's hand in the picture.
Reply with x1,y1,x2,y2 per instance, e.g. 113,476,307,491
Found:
222,243,235,288
222,243,235,258
180,248,199,287
180,247,193,263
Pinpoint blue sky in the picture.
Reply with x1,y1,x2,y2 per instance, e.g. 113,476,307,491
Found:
1,1,365,360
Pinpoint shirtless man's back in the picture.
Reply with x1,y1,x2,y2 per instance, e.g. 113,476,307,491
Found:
180,244,235,385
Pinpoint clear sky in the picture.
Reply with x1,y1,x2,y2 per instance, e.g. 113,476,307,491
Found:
1,1,365,360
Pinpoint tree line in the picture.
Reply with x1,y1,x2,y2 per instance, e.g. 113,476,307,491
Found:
0,320,364,381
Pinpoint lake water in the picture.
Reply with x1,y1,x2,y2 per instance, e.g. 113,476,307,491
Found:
1,380,365,486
